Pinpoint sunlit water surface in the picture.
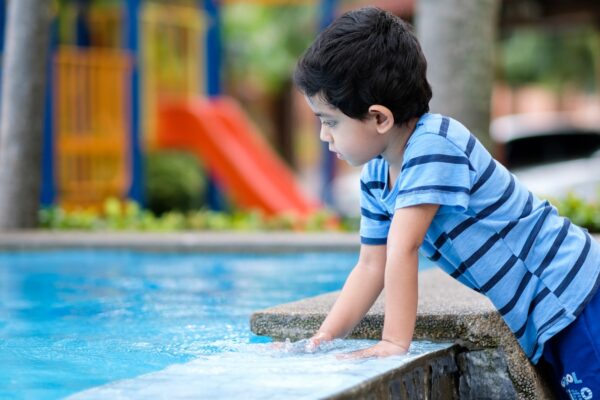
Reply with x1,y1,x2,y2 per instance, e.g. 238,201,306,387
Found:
0,250,440,399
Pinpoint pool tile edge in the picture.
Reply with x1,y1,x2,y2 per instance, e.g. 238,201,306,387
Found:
0,231,360,252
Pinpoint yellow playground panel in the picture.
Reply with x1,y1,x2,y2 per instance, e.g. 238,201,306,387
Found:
54,47,132,210
53,2,206,209
141,2,205,150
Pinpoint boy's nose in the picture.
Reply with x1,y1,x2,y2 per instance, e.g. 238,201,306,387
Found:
319,127,332,143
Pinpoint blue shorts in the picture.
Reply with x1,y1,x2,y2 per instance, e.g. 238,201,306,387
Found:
542,287,600,400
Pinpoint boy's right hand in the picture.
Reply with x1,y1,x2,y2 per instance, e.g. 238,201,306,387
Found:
305,331,334,352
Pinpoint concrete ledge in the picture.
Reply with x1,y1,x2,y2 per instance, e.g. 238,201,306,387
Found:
0,231,360,253
251,269,556,399
327,345,462,400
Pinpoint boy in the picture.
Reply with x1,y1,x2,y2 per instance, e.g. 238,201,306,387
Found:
293,6,600,397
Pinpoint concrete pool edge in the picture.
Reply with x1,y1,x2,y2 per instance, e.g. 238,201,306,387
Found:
325,344,464,400
251,269,558,399
0,231,360,252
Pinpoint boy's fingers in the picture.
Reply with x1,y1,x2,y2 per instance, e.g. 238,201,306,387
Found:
336,348,375,360
270,342,285,350
305,337,322,352
305,332,333,352
304,342,316,352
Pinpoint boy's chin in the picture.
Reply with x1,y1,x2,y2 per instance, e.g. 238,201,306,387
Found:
344,156,373,167
345,159,365,167
334,152,371,167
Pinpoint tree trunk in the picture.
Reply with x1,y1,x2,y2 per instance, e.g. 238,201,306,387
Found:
0,0,52,229
273,79,295,168
415,0,500,151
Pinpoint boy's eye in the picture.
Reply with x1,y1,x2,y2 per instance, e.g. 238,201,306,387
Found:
322,120,337,128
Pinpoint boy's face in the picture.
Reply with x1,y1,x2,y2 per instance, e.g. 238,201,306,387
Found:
305,95,388,167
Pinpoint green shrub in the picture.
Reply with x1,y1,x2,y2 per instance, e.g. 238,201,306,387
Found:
552,192,600,233
145,151,206,215
41,192,600,234
38,199,346,232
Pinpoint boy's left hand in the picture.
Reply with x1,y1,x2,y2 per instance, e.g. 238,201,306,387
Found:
337,340,407,360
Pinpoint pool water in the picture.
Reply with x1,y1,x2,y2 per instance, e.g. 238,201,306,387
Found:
0,250,437,399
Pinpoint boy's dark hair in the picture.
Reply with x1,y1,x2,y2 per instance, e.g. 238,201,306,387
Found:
294,7,432,125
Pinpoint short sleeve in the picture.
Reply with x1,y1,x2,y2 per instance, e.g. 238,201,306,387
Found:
359,162,391,245
395,133,473,213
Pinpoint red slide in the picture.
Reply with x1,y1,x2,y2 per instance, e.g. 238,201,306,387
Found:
156,96,319,216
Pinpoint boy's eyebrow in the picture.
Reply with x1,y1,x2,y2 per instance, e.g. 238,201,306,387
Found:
314,112,335,118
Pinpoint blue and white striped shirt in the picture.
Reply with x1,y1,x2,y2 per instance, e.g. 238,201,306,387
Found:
359,113,600,363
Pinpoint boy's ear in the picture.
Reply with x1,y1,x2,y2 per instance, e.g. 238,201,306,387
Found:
368,105,395,134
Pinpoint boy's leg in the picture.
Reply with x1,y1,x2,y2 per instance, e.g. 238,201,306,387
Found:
542,289,600,400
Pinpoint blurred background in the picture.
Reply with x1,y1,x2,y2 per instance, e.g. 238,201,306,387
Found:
2,0,598,231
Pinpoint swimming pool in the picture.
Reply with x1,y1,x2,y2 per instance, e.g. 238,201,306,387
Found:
0,250,437,399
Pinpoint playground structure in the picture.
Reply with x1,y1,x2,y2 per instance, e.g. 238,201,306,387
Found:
14,0,337,215
157,97,317,215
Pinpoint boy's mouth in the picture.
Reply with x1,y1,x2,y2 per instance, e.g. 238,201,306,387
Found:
328,146,343,159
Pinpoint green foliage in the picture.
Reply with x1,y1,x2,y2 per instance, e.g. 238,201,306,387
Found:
40,193,600,234
339,216,360,232
552,192,600,233
499,27,599,91
39,199,183,231
222,4,317,94
39,198,347,232
144,151,206,216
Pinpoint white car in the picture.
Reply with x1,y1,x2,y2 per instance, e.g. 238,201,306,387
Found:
491,113,600,202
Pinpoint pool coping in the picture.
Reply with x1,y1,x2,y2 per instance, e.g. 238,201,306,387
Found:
0,231,360,252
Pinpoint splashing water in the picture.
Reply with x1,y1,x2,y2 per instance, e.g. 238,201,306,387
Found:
69,339,451,400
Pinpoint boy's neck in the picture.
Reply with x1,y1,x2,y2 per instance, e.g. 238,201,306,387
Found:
382,117,418,184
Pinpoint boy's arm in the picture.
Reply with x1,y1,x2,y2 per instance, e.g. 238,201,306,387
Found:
343,203,439,358
310,241,387,345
